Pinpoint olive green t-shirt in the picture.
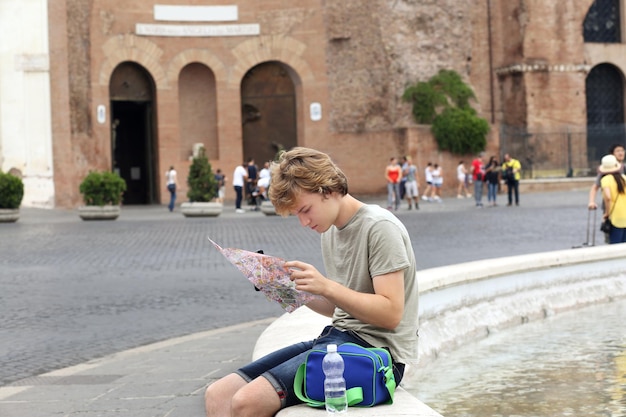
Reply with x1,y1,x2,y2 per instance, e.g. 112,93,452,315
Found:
321,204,418,364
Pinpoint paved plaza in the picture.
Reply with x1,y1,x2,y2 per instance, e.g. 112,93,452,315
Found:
0,188,601,416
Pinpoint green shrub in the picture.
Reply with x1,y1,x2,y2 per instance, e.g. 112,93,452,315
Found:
432,108,489,155
403,69,489,154
187,147,218,202
428,69,476,109
79,171,127,206
402,82,447,124
0,172,24,209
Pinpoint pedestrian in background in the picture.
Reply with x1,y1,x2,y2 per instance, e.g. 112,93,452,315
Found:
471,153,485,207
422,162,434,202
456,160,471,199
256,161,271,202
587,143,626,243
215,168,226,203
431,163,443,202
233,162,248,214
403,156,419,210
165,165,177,212
246,157,258,206
399,156,409,201
502,153,522,206
385,156,402,210
599,154,626,244
588,143,626,210
484,156,500,207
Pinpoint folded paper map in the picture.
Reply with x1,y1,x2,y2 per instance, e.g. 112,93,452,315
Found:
209,239,319,313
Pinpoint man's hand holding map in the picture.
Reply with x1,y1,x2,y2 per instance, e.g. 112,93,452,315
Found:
209,239,320,313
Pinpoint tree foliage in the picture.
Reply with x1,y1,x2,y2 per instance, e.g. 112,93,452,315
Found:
187,147,218,202
403,69,489,155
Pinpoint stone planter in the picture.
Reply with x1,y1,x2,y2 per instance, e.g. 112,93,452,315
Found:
260,201,277,216
181,202,223,217
0,208,20,223
78,205,121,221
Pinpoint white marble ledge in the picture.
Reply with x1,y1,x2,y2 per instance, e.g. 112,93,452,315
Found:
276,388,443,417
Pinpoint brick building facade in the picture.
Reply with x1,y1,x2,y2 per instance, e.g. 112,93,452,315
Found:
2,0,625,208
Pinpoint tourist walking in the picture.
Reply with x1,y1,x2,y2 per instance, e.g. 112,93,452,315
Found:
588,144,626,243
399,156,409,201
165,166,177,212
214,169,226,203
233,162,248,213
588,143,626,210
422,162,434,202
456,161,471,198
431,164,443,202
386,157,402,210
599,154,626,244
484,156,500,206
502,153,522,206
403,156,419,210
471,153,485,207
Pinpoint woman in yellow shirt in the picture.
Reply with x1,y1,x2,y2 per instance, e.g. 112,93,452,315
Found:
599,154,626,244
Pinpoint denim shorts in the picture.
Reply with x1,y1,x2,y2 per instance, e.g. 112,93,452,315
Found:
236,326,405,408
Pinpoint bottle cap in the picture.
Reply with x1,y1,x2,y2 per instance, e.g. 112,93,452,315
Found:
327,344,337,352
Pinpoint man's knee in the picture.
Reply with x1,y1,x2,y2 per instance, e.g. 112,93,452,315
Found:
204,382,218,403
230,378,281,417
204,382,229,416
205,374,249,416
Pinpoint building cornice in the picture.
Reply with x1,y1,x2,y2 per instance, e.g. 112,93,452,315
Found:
496,63,592,76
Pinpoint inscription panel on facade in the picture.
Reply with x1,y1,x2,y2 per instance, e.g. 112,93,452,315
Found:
136,23,260,37
14,54,49,72
154,5,238,22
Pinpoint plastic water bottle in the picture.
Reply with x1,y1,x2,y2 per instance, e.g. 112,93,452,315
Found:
322,344,348,414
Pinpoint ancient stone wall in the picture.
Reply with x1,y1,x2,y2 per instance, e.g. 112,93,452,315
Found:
323,0,477,132
66,0,93,138
45,0,617,207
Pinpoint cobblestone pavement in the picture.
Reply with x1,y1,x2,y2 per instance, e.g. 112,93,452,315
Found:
0,189,599,387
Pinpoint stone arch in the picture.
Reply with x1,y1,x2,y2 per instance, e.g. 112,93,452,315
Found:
98,34,168,89
583,0,621,43
228,35,315,88
178,63,219,161
228,36,314,157
585,63,626,166
167,49,227,85
241,61,300,166
109,61,159,205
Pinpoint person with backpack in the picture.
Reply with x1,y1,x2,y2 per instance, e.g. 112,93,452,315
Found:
599,154,626,244
204,147,417,416
501,153,522,206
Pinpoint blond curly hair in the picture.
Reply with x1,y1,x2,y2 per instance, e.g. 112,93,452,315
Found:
268,147,348,216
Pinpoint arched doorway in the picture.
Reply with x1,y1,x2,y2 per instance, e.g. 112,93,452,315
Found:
583,0,621,43
241,61,298,165
585,63,625,167
109,62,158,205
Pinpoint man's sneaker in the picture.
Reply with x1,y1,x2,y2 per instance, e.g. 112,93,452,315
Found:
235,209,246,213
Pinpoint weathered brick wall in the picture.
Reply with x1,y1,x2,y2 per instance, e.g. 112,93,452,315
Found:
48,0,604,206
324,0,478,133
492,0,595,172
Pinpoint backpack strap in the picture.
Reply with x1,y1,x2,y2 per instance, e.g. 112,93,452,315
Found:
381,363,396,404
293,363,324,408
